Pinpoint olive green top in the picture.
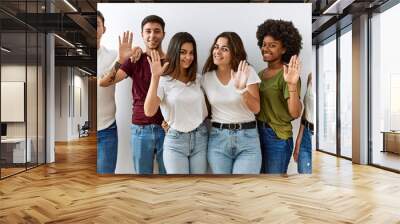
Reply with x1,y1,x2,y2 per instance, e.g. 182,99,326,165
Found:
257,68,301,140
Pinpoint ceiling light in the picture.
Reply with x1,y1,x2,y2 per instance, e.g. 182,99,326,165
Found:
54,34,75,48
1,47,11,53
322,0,354,15
78,67,93,76
63,0,78,12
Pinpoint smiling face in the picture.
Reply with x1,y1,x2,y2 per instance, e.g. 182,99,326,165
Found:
179,42,194,70
141,22,164,50
212,37,231,67
164,32,198,82
261,35,286,63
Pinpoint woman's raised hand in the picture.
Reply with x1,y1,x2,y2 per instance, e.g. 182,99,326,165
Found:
283,55,301,85
147,50,169,78
232,60,250,90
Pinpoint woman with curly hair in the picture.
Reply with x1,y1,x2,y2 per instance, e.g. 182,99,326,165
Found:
255,19,303,174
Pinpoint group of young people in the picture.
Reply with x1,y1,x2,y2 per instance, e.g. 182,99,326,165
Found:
97,12,314,175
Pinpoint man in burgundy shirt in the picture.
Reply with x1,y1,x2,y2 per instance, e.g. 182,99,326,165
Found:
99,15,166,174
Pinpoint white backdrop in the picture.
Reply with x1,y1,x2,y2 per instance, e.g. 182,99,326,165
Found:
98,3,312,174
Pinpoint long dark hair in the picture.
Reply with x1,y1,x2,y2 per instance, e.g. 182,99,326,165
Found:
164,32,197,82
202,32,247,74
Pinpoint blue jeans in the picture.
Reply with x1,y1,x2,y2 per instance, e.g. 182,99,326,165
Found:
297,127,312,174
259,126,293,174
208,127,261,174
131,124,166,174
97,121,118,174
163,122,208,174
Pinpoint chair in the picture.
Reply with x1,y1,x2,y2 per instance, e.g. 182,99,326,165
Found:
78,121,90,138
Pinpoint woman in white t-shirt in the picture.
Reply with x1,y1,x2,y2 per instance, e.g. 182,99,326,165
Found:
202,32,262,174
144,32,208,174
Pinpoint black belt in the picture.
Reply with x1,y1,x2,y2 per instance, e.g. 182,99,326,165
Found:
257,120,271,129
212,121,256,130
302,119,314,132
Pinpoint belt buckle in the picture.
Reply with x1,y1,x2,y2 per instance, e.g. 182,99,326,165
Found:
228,123,240,130
237,123,242,129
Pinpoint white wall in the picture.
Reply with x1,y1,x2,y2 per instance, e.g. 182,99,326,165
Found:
54,67,89,141
72,73,89,138
98,3,312,174
55,67,68,141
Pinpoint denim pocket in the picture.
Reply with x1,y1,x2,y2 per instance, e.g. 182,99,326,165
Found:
198,125,209,137
131,125,142,135
243,128,258,139
209,127,219,137
167,129,181,139
265,127,279,139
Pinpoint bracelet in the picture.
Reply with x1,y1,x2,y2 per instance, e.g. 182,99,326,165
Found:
236,87,248,95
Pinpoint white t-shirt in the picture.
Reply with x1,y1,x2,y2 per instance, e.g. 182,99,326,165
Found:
97,46,117,131
202,66,261,123
157,74,208,132
303,82,314,124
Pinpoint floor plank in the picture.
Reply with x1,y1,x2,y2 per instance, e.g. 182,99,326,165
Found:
0,135,400,223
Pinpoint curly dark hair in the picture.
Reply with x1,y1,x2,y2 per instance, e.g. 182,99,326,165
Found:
256,19,302,63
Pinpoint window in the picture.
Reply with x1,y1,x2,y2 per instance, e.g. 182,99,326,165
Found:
339,27,352,158
317,35,337,155
370,2,400,171
0,1,47,179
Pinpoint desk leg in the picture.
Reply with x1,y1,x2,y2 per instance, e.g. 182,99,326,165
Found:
382,133,386,153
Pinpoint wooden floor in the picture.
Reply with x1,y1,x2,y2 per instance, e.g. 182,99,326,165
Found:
1,135,400,223
1,163,46,178
1,167,26,178
372,150,400,171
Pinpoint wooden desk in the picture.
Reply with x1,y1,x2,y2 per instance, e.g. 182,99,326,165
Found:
381,131,400,154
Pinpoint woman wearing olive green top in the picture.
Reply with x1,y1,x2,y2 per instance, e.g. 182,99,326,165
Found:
256,19,303,174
